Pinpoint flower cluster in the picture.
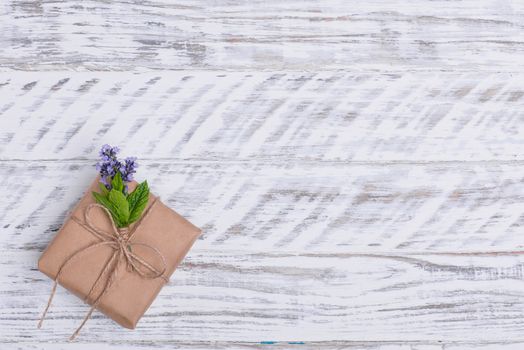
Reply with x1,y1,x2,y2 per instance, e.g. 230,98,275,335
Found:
96,144,138,191
93,145,149,228
120,157,138,182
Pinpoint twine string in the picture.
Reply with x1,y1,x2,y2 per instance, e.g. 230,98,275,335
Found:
37,198,168,341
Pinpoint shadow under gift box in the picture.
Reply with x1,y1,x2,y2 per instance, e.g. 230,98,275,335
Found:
38,178,201,329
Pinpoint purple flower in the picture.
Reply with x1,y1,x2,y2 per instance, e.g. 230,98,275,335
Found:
99,144,120,161
95,145,140,193
96,144,125,190
119,157,138,182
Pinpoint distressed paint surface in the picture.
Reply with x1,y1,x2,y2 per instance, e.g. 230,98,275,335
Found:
1,0,524,348
0,72,522,162
1,161,524,253
2,250,524,343
3,344,524,350
1,0,524,71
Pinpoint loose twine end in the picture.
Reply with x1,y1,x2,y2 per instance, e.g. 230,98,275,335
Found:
37,280,58,329
68,306,95,341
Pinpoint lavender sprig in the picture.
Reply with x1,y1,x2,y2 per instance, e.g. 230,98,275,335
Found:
96,144,121,190
120,157,138,182
92,145,149,228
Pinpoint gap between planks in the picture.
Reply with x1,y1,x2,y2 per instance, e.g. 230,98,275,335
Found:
2,159,524,166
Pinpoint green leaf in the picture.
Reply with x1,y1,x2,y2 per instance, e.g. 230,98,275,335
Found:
108,189,130,227
111,172,124,193
92,191,124,227
98,182,109,196
127,181,150,224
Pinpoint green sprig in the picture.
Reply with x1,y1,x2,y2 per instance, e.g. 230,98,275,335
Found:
92,172,150,228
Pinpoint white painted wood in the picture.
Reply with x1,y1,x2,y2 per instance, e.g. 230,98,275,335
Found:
1,0,523,71
1,0,523,347
2,249,524,344
4,342,524,350
1,71,523,346
0,72,522,162
1,162,523,254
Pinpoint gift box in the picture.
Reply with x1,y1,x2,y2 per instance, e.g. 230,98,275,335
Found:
38,177,201,337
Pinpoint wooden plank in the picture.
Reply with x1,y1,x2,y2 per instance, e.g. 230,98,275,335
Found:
0,72,522,161
1,161,523,253
2,1,523,347
1,0,523,71
2,341,524,350
2,249,524,343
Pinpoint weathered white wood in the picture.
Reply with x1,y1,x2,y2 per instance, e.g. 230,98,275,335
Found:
2,342,524,350
4,343,524,350
1,0,523,71
2,249,524,343
1,161,523,253
2,0,523,347
0,72,522,161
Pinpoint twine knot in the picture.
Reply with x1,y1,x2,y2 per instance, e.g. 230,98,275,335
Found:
38,198,168,341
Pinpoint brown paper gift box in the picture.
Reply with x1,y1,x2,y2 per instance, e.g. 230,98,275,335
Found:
38,177,201,329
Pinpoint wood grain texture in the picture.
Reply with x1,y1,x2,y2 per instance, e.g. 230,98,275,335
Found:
2,249,524,344
0,70,523,347
2,0,524,348
1,161,524,254
0,72,522,162
1,0,523,71
4,343,524,350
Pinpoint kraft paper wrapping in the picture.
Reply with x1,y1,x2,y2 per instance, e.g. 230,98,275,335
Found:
38,178,201,329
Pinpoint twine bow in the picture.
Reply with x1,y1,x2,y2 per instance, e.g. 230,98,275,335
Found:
38,197,168,341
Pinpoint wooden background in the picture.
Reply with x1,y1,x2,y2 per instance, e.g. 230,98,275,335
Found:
1,0,523,349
